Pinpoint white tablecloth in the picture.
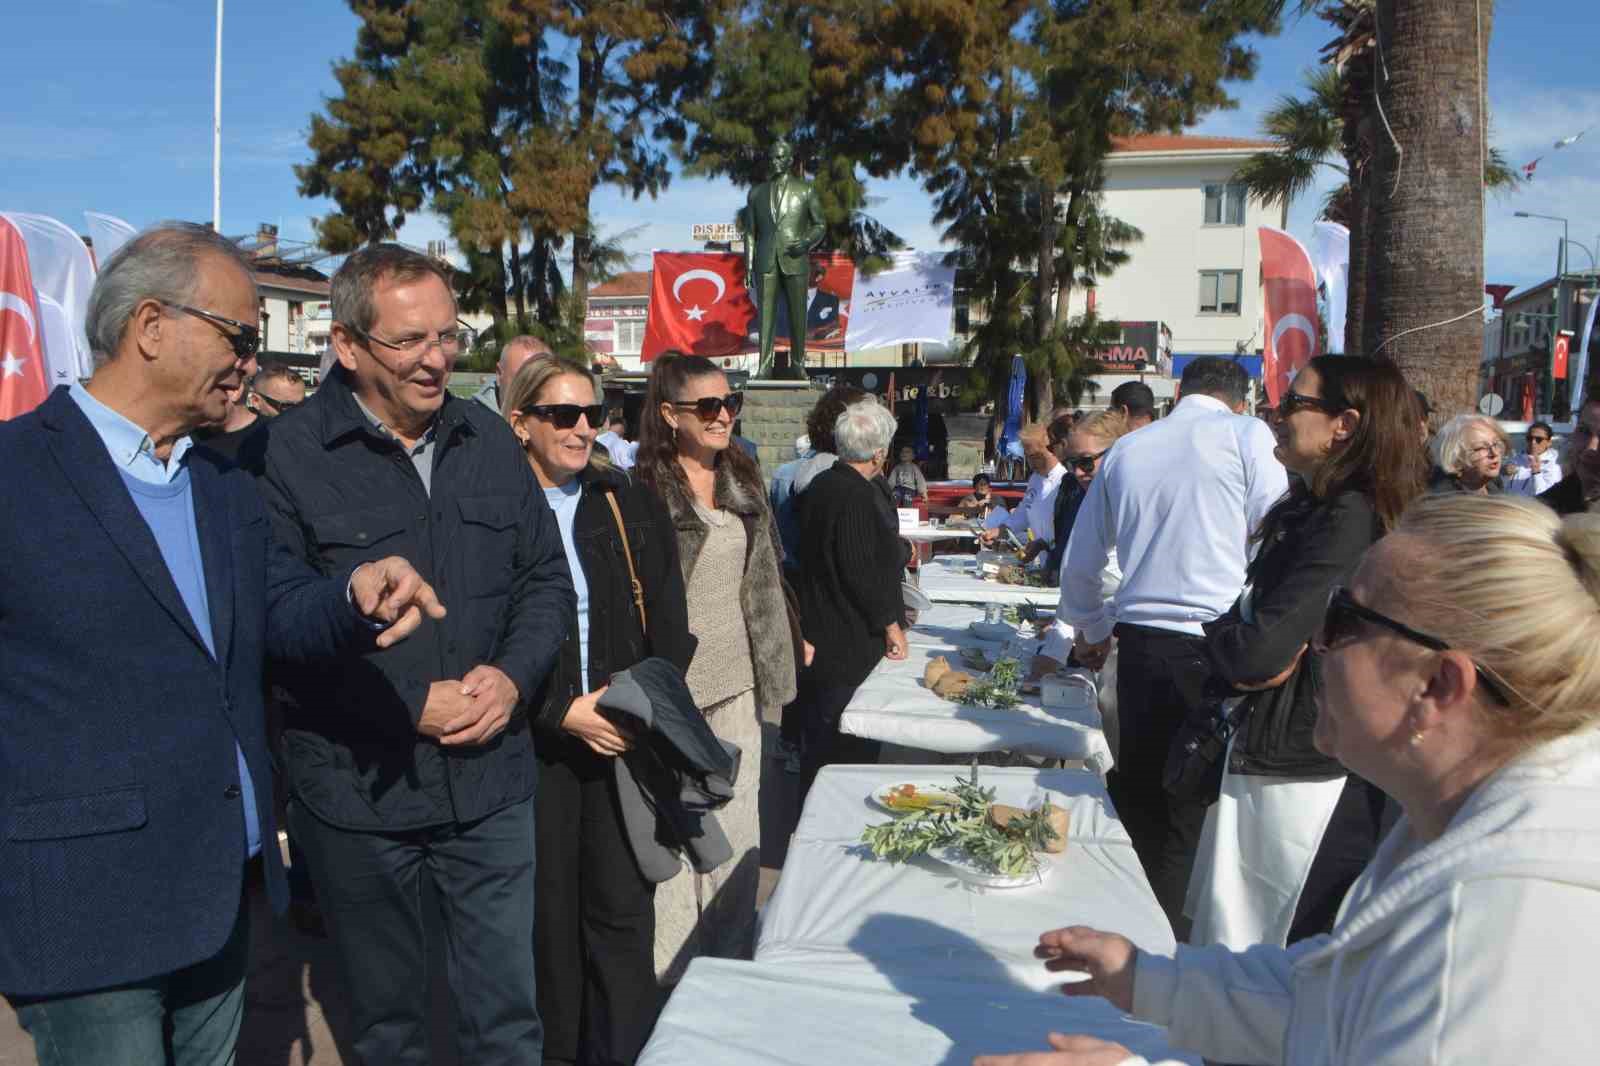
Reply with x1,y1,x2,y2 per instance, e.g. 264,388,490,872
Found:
639,957,1198,1066
757,765,1175,989
842,604,1113,772
916,553,1060,606
899,524,979,543
639,766,1194,1066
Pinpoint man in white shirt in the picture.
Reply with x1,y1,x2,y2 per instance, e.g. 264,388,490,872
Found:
1061,356,1287,932
978,423,1066,562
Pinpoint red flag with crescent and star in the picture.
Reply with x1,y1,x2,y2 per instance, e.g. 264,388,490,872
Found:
0,216,50,420
1259,226,1321,407
640,251,757,362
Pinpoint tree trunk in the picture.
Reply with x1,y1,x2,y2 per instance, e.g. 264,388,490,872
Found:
507,241,527,325
1031,179,1056,421
1364,0,1488,419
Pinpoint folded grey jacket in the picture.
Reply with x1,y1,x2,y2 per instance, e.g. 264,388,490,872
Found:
599,658,742,883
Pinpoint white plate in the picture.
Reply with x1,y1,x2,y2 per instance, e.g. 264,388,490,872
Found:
929,845,1051,888
869,783,961,814
968,620,1016,642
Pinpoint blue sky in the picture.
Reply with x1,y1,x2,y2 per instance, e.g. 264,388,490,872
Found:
5,1,1596,296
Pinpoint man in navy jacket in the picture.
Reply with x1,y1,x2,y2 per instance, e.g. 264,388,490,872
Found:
0,223,442,1066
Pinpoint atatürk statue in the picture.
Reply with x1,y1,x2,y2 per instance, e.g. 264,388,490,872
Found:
741,139,825,377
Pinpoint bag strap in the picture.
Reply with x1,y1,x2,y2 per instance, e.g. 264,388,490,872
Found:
604,490,648,633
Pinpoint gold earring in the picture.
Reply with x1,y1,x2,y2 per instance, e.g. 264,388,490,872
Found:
1409,730,1426,747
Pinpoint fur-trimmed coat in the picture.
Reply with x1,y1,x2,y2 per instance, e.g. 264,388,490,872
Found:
655,459,799,722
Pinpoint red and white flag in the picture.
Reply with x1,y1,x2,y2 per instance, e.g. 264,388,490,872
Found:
0,216,51,420
1259,226,1320,407
1521,157,1541,180
640,252,756,362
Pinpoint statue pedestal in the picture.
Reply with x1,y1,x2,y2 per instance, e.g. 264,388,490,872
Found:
737,380,819,471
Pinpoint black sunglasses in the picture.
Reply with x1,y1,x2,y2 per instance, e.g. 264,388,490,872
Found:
1528,434,1551,444
1315,586,1511,706
521,403,604,430
1062,449,1107,475
162,301,261,360
1277,389,1343,419
254,391,301,413
670,392,744,421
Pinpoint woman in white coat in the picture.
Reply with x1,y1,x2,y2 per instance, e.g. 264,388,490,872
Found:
976,493,1600,1066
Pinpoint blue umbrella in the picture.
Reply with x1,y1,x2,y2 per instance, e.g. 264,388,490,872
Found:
997,354,1026,461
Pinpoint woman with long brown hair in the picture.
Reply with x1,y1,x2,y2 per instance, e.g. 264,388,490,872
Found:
634,352,798,982
1188,355,1427,949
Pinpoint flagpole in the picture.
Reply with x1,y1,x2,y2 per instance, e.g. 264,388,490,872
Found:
212,0,224,232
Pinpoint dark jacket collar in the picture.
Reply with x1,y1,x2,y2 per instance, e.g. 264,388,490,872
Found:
314,363,475,450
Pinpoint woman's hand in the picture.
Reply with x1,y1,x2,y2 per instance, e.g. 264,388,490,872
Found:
973,1033,1136,1066
1036,926,1138,1014
560,687,630,756
803,640,816,667
1234,643,1306,691
885,623,909,661
1020,538,1049,563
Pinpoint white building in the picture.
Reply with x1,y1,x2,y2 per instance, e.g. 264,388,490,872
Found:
1063,134,1285,378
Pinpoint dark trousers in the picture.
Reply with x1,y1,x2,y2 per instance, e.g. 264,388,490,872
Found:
757,269,809,371
12,893,248,1066
1111,624,1215,939
797,676,882,803
534,741,661,1066
288,797,541,1066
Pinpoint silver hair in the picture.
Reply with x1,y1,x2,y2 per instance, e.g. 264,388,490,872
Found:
84,222,257,363
833,398,899,462
1432,412,1508,476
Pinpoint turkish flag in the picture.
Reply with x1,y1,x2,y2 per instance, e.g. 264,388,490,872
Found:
1553,332,1572,380
640,252,757,362
0,216,50,420
1260,226,1320,407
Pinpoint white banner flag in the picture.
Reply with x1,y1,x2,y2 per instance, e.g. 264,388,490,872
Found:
1309,221,1349,355
85,211,138,269
1575,293,1599,412
0,212,97,381
844,251,957,351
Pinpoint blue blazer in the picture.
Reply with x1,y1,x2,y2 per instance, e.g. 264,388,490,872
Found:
0,389,363,997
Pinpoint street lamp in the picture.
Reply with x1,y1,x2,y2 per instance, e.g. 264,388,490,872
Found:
1514,211,1571,277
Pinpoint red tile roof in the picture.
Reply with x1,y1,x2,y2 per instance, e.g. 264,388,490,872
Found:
589,271,652,298
1111,134,1277,154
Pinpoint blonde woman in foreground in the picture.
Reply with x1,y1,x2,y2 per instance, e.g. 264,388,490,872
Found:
976,493,1600,1066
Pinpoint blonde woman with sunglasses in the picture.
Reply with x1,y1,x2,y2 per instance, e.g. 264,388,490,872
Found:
978,494,1600,1066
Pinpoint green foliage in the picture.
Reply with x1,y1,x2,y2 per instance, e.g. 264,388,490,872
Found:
859,775,1060,877
960,656,1023,709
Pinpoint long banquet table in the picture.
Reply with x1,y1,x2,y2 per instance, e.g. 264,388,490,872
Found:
841,603,1112,773
638,764,1196,1066
916,553,1061,606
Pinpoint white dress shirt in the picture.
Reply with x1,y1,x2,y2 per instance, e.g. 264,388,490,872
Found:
1003,460,1067,544
1060,393,1288,644
1505,451,1562,496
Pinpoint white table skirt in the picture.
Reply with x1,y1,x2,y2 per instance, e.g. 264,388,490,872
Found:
841,604,1112,772
756,765,1175,991
638,957,1199,1066
899,524,980,543
916,553,1059,606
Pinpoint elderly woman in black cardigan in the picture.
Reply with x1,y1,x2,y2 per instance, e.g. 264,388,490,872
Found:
795,398,909,799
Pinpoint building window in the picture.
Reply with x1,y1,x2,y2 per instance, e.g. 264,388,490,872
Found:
1203,183,1247,226
615,318,646,354
1199,270,1242,315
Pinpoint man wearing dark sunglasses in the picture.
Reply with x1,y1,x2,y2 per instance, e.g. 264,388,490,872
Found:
1504,419,1563,498
246,364,307,420
0,223,447,1066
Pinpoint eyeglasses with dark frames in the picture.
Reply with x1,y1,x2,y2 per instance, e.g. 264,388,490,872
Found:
1276,389,1344,419
670,393,744,421
1062,449,1107,474
520,403,605,431
161,302,261,361
253,391,301,413
1528,433,1552,444
1314,586,1511,706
